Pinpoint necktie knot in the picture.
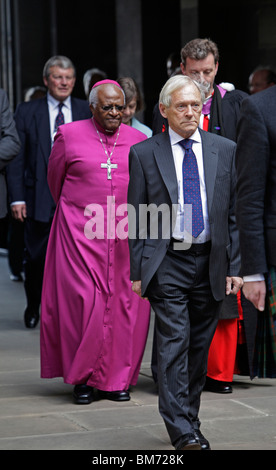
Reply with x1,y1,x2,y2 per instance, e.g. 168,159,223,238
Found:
179,138,193,151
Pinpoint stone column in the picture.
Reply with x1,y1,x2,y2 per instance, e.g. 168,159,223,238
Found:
115,0,143,92
180,0,199,47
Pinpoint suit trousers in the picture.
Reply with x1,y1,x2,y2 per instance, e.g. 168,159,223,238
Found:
147,241,221,446
24,218,52,310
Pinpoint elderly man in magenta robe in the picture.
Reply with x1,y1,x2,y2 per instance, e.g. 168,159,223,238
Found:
40,80,151,404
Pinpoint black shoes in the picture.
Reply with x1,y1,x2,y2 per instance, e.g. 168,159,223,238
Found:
73,384,94,404
176,430,210,450
98,389,130,402
176,433,202,450
24,306,40,328
204,376,232,394
194,429,211,450
73,386,130,404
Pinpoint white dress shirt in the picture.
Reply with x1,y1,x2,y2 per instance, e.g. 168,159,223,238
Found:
169,127,210,243
47,93,73,144
11,93,73,206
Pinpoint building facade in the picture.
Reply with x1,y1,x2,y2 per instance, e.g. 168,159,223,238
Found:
1,0,276,125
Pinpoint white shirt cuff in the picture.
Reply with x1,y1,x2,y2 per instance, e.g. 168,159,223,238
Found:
243,274,265,282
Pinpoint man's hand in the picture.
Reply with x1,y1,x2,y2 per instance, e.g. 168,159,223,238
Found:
131,280,148,300
132,280,142,297
242,280,266,311
226,276,243,296
11,203,27,222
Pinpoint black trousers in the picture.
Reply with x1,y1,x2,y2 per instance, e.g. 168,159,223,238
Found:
8,216,25,276
147,241,221,447
23,218,52,310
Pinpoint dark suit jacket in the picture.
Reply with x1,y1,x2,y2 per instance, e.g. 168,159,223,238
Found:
236,85,276,275
220,89,248,141
128,128,240,301
0,89,21,218
6,96,91,222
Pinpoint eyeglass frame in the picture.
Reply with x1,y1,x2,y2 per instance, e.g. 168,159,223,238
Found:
101,104,125,112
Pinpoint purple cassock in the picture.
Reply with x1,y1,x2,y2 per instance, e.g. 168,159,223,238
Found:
40,118,151,391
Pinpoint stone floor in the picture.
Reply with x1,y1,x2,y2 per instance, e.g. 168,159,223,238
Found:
1,253,276,452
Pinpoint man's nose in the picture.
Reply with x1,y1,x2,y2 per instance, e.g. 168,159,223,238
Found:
185,104,193,115
193,71,205,82
109,105,119,114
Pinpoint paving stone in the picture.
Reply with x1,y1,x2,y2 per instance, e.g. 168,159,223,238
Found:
1,254,276,451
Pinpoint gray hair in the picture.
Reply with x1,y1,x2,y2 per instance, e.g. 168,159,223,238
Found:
159,75,205,107
43,56,76,79
88,84,125,107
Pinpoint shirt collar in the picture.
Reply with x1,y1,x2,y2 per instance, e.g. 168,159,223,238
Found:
169,127,201,146
47,92,71,110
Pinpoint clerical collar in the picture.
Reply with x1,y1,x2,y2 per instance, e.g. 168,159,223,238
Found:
202,91,214,115
204,93,213,104
91,117,120,135
202,84,228,115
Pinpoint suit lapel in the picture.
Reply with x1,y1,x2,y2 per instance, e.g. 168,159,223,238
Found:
71,97,82,121
35,98,51,164
71,97,78,121
153,133,178,205
200,128,219,213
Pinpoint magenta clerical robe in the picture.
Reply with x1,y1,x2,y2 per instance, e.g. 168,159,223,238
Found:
40,118,151,391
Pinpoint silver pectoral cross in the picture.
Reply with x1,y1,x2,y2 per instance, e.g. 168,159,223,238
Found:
101,158,118,180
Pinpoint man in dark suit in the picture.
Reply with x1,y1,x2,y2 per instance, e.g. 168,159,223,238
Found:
152,38,248,393
6,56,91,328
128,75,242,450
236,86,276,313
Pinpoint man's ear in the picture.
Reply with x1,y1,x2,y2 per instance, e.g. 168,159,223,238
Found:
180,63,185,75
159,103,167,119
43,76,48,88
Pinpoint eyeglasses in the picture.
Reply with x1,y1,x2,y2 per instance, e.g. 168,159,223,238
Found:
101,105,125,112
